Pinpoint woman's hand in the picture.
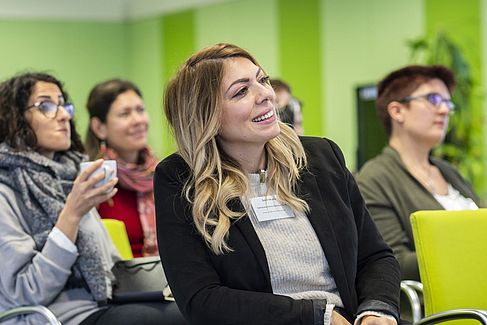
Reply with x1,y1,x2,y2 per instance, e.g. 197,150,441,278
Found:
332,311,351,325
360,315,397,325
56,159,118,242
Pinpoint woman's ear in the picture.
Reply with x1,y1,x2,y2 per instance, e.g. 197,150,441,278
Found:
90,117,107,140
387,101,404,123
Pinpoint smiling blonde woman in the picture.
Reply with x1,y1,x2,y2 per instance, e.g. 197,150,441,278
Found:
155,43,401,325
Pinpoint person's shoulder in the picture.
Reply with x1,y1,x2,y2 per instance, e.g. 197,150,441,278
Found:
298,136,347,172
157,153,186,170
299,135,334,147
155,153,190,182
430,156,465,180
299,136,340,156
0,181,24,221
356,148,396,182
430,156,456,171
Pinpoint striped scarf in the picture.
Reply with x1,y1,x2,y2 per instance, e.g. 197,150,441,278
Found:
103,147,159,256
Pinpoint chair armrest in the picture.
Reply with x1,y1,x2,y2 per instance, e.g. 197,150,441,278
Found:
0,306,61,325
402,280,423,294
416,309,487,325
401,280,423,323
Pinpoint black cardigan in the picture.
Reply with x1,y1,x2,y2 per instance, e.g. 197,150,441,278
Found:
154,136,400,325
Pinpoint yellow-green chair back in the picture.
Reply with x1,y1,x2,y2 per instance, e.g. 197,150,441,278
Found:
101,218,134,260
410,209,487,324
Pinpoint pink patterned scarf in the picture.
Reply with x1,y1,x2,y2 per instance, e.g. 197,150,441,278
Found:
103,147,159,256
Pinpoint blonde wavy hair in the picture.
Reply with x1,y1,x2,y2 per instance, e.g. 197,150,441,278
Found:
164,43,308,255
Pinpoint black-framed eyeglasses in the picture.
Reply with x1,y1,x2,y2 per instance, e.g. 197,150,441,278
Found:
399,92,455,112
26,100,74,119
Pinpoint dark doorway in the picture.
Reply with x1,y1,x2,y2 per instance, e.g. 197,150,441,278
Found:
356,85,388,169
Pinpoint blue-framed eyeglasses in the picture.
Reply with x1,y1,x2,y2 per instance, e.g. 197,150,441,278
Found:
27,100,74,119
399,92,455,112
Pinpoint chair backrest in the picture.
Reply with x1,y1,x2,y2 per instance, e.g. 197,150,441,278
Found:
101,219,134,260
410,209,487,317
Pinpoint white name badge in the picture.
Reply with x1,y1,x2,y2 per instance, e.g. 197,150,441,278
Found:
250,195,295,222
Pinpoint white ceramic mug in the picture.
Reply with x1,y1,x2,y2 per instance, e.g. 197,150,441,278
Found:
79,160,117,188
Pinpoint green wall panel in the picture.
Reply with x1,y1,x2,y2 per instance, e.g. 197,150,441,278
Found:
127,17,165,158
162,11,195,82
425,0,482,72
194,0,279,77
483,0,487,195
278,0,323,137
322,0,424,170
1,0,486,173
161,10,196,157
0,20,128,140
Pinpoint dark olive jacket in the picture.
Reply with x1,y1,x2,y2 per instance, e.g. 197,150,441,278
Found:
357,146,481,281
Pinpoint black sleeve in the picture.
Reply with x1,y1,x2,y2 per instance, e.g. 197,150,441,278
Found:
328,140,400,321
154,155,324,325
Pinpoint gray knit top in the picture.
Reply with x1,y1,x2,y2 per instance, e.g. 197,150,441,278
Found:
242,173,343,307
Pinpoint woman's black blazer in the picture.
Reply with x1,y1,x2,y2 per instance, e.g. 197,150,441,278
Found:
154,136,400,325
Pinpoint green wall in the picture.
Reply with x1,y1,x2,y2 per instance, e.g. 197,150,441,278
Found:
162,11,195,83
278,0,323,137
195,0,279,75
161,10,195,157
126,17,165,157
1,0,486,184
0,18,168,158
483,0,487,188
0,20,128,141
322,0,424,170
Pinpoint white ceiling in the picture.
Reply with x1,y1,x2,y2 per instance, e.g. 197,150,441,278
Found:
0,0,236,21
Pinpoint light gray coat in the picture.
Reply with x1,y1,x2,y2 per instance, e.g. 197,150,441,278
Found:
0,183,120,325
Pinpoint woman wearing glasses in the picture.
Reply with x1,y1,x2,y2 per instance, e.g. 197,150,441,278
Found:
85,79,158,257
356,65,481,281
0,72,186,324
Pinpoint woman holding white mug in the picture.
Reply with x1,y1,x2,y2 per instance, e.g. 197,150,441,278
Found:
0,72,186,324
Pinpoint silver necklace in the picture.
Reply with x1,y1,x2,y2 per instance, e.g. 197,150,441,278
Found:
411,165,435,193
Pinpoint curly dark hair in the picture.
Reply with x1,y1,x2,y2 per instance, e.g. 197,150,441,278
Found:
376,64,456,136
0,72,84,152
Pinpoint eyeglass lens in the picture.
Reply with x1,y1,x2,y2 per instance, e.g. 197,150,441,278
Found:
425,93,454,110
38,101,74,118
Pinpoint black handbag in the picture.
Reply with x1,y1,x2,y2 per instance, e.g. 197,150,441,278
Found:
111,256,174,303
